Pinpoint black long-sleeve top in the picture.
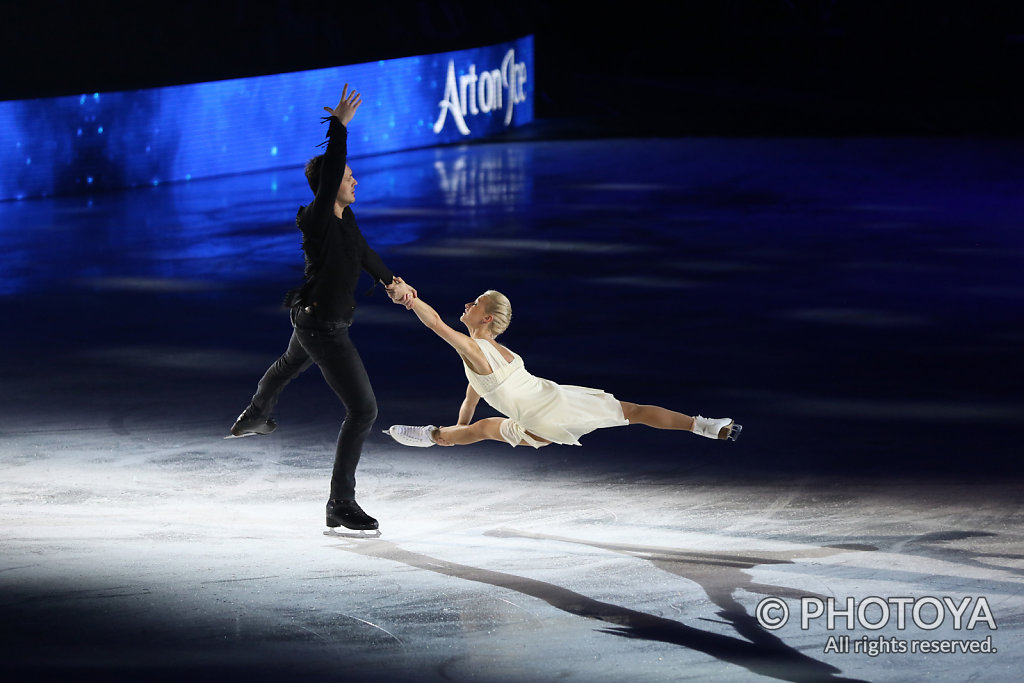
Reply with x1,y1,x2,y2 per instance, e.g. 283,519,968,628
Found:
291,117,394,322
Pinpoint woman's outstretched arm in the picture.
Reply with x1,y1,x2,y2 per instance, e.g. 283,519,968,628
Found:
394,288,490,374
406,298,469,347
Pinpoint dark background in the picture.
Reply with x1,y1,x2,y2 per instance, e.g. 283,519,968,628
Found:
4,0,1024,136
2,2,1021,478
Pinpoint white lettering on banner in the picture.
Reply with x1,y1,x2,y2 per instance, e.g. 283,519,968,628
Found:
434,49,528,135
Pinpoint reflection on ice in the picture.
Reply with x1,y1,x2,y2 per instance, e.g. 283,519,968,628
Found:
433,145,531,209
76,277,221,292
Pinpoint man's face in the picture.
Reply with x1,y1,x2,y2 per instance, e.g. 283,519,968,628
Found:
337,165,358,205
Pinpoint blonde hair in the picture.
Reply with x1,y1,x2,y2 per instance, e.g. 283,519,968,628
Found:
482,290,512,337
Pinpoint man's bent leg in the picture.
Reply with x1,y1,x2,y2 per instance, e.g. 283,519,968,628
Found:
232,328,312,436
249,330,313,417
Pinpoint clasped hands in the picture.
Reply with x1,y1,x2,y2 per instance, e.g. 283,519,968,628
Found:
385,277,417,309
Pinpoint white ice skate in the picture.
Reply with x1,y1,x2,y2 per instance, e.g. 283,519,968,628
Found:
692,415,742,441
385,425,438,447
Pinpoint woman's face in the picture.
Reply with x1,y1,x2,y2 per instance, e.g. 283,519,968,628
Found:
460,295,492,328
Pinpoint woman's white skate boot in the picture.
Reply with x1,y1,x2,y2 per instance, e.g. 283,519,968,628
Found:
692,415,742,441
386,425,438,447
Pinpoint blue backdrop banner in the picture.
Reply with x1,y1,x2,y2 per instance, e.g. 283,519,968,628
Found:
0,35,533,201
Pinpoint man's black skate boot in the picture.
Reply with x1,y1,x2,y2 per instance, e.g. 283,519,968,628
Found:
326,499,379,530
230,408,277,437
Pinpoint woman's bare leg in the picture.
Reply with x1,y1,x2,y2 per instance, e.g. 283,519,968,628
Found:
433,418,551,447
619,401,695,431
621,401,740,440
434,418,507,446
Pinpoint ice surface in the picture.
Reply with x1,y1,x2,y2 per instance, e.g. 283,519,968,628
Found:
2,137,1022,681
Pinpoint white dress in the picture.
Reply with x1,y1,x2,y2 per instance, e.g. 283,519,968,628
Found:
464,338,628,448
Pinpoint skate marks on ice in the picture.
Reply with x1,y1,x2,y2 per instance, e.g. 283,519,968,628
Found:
891,530,1024,580
330,534,873,683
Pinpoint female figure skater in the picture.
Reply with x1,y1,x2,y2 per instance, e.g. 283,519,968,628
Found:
384,283,740,449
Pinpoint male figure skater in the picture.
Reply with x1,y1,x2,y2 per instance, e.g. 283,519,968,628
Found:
230,85,416,531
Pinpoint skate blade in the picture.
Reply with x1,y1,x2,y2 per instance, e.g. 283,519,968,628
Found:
223,432,258,439
727,423,743,441
323,528,381,539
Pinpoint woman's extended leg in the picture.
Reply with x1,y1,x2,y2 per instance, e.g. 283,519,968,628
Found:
434,419,550,447
620,401,740,440
433,418,506,446
619,402,694,431
387,419,549,447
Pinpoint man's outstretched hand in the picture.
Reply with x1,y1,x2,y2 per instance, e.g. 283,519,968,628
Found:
324,84,362,126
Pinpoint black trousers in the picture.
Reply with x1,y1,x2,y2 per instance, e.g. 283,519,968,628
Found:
247,307,376,501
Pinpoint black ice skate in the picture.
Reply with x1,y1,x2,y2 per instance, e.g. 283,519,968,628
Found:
227,409,277,438
326,499,379,532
